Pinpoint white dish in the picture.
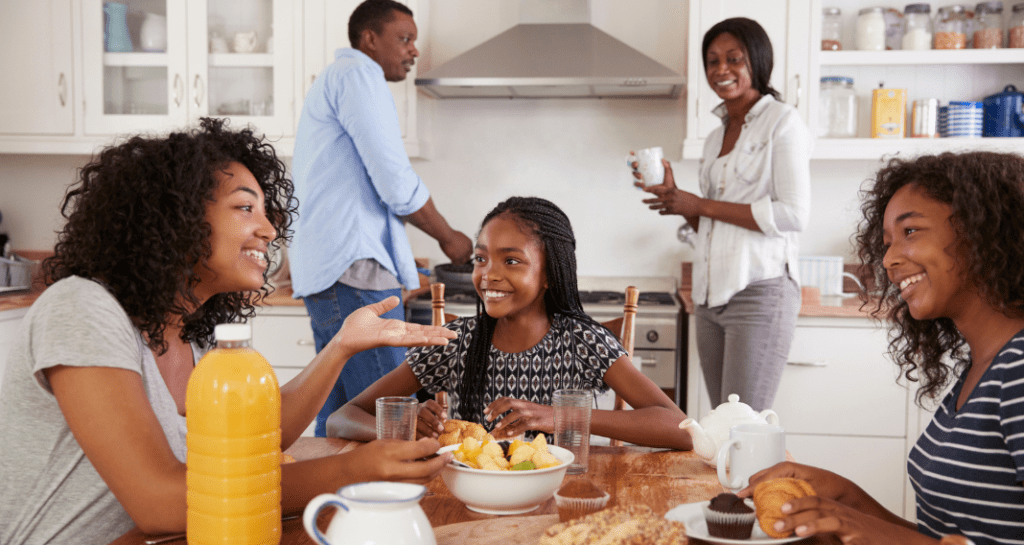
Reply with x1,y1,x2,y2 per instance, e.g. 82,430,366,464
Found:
664,500,802,545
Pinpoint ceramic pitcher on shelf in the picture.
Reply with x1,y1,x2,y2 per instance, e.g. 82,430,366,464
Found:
103,2,132,52
139,13,167,52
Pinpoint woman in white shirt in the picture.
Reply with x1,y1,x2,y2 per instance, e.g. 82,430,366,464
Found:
632,17,812,411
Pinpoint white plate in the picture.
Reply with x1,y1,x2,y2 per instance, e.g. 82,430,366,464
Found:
664,500,802,545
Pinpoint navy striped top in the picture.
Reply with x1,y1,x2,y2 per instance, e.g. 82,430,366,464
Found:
908,330,1024,545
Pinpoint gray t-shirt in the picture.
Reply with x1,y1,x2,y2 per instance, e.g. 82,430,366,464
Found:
0,276,191,545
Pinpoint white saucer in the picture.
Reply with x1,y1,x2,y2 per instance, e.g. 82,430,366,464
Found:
664,500,803,545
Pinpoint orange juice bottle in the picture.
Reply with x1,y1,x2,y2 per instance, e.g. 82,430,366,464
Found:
186,323,281,545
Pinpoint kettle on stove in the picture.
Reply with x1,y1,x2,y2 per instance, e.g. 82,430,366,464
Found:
983,85,1024,138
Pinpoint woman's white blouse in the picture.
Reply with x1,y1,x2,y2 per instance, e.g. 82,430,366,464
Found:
692,94,812,308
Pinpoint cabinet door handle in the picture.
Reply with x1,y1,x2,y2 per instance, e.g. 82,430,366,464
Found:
297,339,315,346
193,75,205,108
787,360,827,367
173,74,184,108
793,74,801,108
58,73,67,107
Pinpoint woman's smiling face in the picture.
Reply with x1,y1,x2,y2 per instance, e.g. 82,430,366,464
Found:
472,213,548,322
705,32,758,103
882,183,973,321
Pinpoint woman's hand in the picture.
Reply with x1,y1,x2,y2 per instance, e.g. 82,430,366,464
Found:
761,495,930,544
738,462,854,504
331,296,457,357
485,397,554,439
417,399,447,439
345,438,450,485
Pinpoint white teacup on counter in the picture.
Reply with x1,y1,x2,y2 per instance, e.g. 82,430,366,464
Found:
627,147,665,187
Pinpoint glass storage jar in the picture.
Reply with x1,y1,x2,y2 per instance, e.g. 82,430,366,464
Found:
822,7,843,50
819,77,859,138
902,3,934,49
1009,2,1024,47
935,4,969,48
974,1,1005,47
857,7,888,50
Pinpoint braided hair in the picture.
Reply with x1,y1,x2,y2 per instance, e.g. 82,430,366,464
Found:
456,196,607,424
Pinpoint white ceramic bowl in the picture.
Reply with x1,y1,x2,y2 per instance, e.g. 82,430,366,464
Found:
438,443,574,515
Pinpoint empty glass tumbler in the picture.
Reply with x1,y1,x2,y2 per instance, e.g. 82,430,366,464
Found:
553,389,592,475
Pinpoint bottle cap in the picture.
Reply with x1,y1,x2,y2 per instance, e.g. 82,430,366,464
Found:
214,323,252,342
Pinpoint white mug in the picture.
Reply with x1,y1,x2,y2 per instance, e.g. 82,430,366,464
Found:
626,147,665,187
717,423,786,492
233,31,258,53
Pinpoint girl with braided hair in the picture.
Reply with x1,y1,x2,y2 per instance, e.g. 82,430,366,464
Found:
330,196,692,450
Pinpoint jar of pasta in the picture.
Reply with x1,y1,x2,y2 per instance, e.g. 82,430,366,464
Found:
903,3,934,49
935,4,969,48
822,7,843,50
974,1,1005,47
1009,2,1024,47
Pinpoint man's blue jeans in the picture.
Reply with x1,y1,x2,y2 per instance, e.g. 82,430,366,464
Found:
303,282,406,437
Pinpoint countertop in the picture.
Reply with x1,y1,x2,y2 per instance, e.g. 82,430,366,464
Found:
678,262,879,319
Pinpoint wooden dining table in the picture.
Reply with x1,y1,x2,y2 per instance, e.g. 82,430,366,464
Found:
110,438,837,545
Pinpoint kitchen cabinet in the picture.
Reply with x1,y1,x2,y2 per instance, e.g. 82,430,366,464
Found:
0,0,75,136
302,0,420,157
684,0,1024,160
81,0,299,139
686,314,912,517
251,305,317,437
0,308,29,390
684,0,812,158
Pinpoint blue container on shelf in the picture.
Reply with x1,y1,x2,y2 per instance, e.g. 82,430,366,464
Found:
103,2,133,52
983,85,1024,137
945,101,983,138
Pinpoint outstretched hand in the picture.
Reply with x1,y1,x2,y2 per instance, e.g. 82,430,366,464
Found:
485,397,554,439
331,296,457,357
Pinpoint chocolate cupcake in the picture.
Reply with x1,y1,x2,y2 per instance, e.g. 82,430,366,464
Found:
553,479,611,522
702,492,756,539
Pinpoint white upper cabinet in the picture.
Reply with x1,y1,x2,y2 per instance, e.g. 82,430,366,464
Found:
81,0,297,140
684,0,812,158
0,0,75,136
302,0,420,157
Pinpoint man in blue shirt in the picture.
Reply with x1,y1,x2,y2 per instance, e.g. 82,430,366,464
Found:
290,0,472,436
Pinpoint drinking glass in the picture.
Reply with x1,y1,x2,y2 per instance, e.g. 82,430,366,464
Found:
553,389,592,475
375,396,418,441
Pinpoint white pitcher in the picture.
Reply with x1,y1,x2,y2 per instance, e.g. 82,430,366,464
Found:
303,481,436,545
233,31,258,53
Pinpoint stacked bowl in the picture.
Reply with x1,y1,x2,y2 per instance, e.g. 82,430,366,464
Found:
945,101,984,137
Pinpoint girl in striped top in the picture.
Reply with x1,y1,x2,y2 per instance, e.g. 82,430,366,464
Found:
739,151,1024,545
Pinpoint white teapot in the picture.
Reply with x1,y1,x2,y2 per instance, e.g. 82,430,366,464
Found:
303,481,436,545
678,394,780,467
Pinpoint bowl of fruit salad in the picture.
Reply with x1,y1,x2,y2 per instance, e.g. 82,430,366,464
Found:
438,434,574,515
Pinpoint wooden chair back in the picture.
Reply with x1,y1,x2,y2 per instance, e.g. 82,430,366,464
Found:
600,286,638,447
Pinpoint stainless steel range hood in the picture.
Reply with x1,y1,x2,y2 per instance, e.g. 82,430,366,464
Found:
415,18,685,99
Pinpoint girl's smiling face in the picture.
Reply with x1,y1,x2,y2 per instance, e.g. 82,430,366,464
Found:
472,213,548,322
882,183,972,321
194,161,277,302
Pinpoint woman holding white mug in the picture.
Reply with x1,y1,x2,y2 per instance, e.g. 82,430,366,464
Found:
630,18,811,412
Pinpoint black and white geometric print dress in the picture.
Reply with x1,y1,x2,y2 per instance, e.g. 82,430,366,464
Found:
406,313,627,433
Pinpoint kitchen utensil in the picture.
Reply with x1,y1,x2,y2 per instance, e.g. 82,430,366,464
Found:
434,262,474,292
983,85,1024,137
139,12,167,52
716,423,786,491
678,394,780,467
233,31,258,53
103,2,132,52
303,482,436,545
437,443,573,515
626,147,665,187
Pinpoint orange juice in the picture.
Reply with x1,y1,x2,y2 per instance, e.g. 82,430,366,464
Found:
186,323,281,545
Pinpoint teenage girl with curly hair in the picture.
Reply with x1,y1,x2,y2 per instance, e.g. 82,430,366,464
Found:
330,196,692,450
739,151,1024,545
0,118,455,545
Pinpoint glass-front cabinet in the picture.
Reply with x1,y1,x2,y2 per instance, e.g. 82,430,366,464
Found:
82,0,295,138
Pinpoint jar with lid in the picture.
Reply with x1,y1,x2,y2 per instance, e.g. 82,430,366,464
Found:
822,7,843,50
819,77,859,138
935,4,969,48
974,1,1005,47
857,7,888,50
902,4,934,48
1008,2,1024,47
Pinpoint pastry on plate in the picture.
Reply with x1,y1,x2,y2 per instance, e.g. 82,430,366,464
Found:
752,477,816,538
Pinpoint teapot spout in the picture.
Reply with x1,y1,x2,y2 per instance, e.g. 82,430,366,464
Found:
678,418,717,464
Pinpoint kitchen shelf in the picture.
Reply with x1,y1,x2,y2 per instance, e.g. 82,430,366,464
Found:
103,52,168,67
813,137,1024,160
208,53,274,67
820,49,1024,66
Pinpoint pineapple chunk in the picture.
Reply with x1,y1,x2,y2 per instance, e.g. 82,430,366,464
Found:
482,441,504,459
532,450,562,469
507,439,528,458
530,433,549,453
509,444,536,466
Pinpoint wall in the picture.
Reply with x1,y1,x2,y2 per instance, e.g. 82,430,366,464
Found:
0,0,882,281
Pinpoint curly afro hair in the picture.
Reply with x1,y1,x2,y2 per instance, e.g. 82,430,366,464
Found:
855,151,1024,405
43,117,298,354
